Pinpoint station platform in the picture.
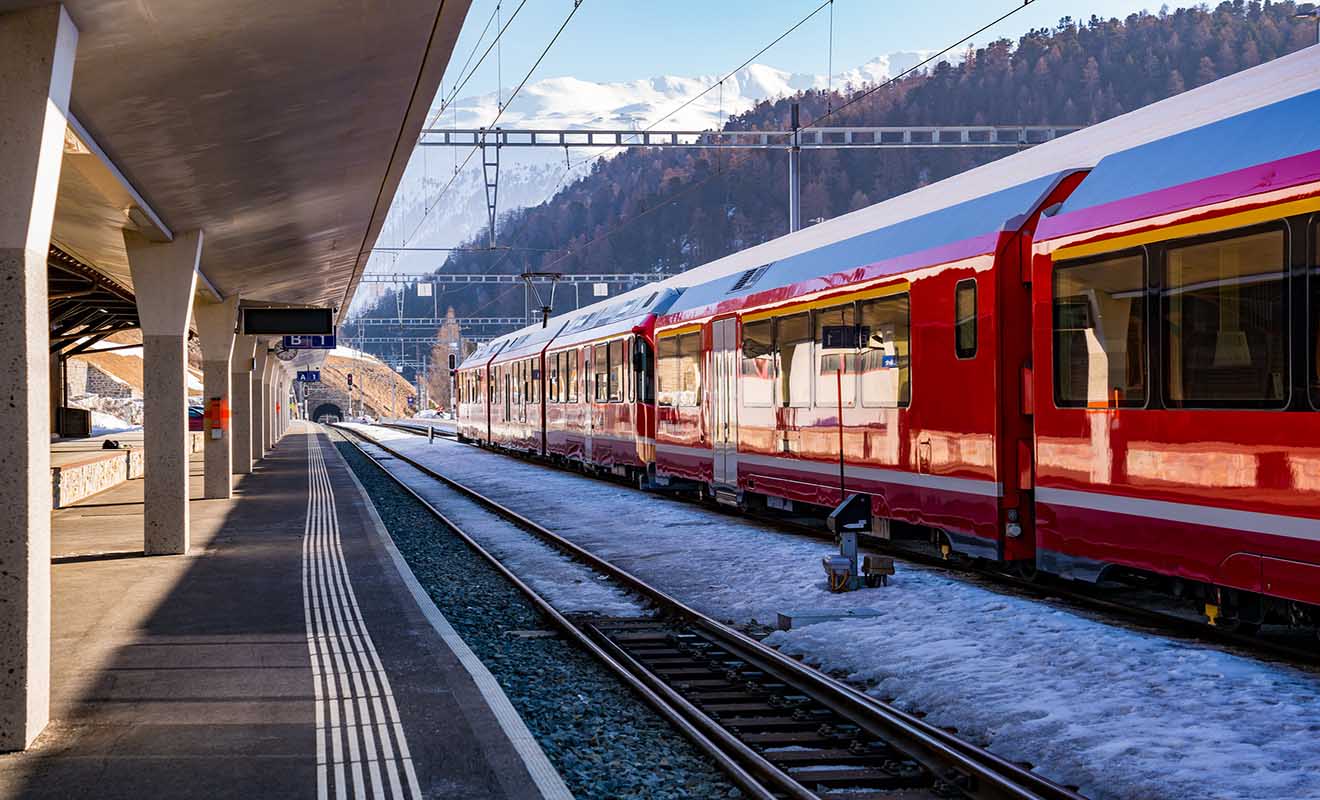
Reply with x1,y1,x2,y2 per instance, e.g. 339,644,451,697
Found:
0,422,565,799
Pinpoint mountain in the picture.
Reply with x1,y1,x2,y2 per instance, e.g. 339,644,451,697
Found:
356,2,1317,375
363,52,933,289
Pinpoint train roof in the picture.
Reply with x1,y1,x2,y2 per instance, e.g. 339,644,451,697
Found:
665,171,1067,316
470,285,683,366
1040,89,1320,240
651,45,1320,314
457,337,505,370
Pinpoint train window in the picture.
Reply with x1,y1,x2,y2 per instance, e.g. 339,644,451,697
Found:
778,313,813,407
955,279,978,359
531,358,542,405
626,337,636,403
677,332,701,406
609,339,626,402
593,344,609,402
741,319,775,407
548,354,558,403
1311,221,1319,409
657,335,680,407
1164,228,1287,409
569,350,580,403
1053,253,1148,409
815,304,857,408
859,295,911,408
635,337,655,404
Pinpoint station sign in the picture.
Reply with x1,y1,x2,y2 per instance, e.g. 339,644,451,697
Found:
296,370,321,383
282,334,336,350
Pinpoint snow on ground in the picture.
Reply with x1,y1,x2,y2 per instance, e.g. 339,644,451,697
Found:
329,345,384,363
90,411,141,436
344,423,1320,800
353,435,645,619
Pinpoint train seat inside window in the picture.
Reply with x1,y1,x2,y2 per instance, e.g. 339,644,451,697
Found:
740,319,775,407
1053,253,1147,409
859,294,910,408
1164,228,1286,409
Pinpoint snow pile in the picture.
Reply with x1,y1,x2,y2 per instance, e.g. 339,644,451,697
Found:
329,345,385,364
73,395,143,426
346,425,1320,800
90,411,141,436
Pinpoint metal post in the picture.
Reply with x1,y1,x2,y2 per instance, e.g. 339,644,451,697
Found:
788,102,801,234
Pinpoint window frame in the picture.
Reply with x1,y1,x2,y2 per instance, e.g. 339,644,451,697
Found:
813,302,858,409
954,278,978,360
739,317,776,408
777,311,814,408
1051,248,1151,411
1158,221,1291,411
858,292,912,409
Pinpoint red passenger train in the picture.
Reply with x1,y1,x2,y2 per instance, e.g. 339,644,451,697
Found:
458,47,1320,631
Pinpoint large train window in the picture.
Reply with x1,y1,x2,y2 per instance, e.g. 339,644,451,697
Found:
1053,253,1147,408
859,294,911,408
609,339,626,402
815,304,857,408
740,319,775,407
568,350,579,403
955,279,978,359
778,313,813,407
593,344,608,402
1163,227,1287,409
657,332,701,407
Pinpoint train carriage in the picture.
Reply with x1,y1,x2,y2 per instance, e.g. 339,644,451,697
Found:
652,172,1083,565
485,323,566,455
544,288,679,480
1030,73,1320,625
455,338,506,444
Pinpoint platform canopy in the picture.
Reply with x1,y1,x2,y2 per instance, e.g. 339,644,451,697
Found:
4,0,470,321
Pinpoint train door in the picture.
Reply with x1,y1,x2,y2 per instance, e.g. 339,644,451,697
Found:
711,317,739,486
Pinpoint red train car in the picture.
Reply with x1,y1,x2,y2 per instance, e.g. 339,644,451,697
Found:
455,338,506,444
485,323,565,455
652,172,1081,565
543,289,677,481
1030,82,1320,627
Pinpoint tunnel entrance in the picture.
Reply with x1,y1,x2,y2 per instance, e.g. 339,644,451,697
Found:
311,403,344,423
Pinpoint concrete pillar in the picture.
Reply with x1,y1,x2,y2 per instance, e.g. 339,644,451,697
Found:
230,335,257,474
125,230,202,556
252,344,270,461
0,5,77,752
194,295,238,499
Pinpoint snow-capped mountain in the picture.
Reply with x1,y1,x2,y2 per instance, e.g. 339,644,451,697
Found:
361,52,932,303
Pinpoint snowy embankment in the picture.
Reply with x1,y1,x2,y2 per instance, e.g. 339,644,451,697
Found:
343,423,1320,800
90,411,141,436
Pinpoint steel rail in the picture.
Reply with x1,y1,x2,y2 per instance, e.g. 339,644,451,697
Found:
335,423,1083,800
380,419,1320,668
333,425,807,800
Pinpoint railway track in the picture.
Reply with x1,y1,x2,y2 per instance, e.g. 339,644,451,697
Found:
335,423,1084,800
370,421,1320,668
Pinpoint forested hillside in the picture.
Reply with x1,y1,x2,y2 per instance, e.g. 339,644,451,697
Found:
356,1,1316,341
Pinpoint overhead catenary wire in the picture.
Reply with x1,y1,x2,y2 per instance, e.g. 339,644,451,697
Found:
404,0,586,248
807,0,1041,130
537,0,1047,275
563,0,833,175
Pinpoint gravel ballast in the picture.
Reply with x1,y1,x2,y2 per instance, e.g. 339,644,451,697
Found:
334,437,739,800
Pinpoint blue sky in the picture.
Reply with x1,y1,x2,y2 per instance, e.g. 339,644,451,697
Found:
441,0,1163,96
